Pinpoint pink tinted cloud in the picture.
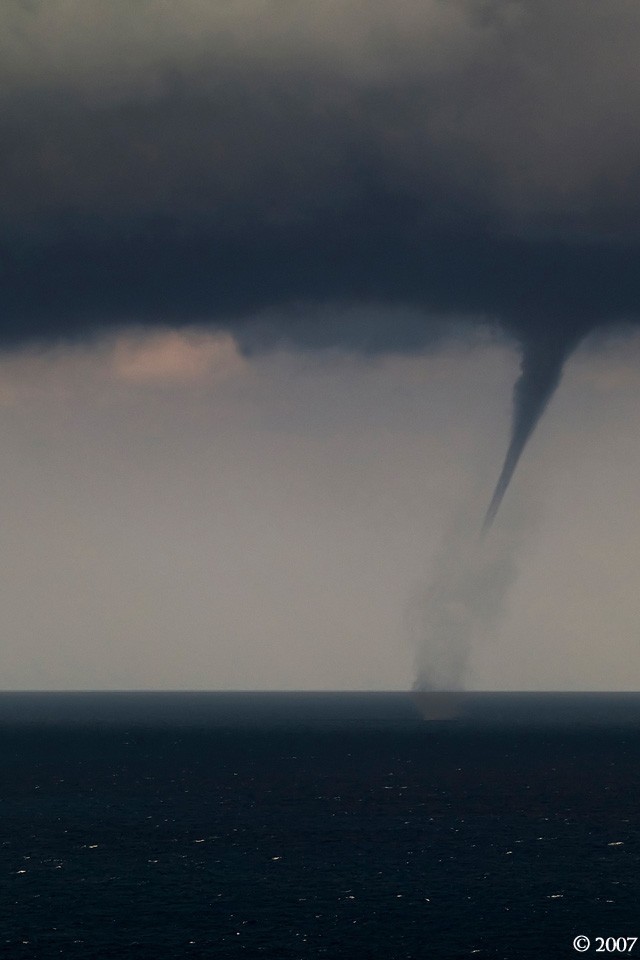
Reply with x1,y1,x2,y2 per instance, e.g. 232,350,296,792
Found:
112,330,246,384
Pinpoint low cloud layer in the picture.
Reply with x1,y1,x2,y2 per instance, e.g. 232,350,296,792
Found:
1,0,639,345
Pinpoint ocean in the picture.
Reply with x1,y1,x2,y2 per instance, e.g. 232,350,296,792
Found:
0,692,638,959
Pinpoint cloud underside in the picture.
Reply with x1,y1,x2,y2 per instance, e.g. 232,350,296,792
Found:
0,0,637,352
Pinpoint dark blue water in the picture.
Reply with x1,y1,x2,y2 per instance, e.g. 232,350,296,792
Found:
1,692,639,959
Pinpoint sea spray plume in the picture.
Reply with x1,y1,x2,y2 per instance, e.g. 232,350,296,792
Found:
411,514,521,691
482,331,583,531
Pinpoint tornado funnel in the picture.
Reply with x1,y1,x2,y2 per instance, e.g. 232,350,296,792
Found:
483,333,580,531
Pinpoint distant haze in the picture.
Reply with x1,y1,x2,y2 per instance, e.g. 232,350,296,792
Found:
0,332,637,690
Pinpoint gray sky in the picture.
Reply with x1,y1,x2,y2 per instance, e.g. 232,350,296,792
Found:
2,1,640,689
1,327,639,690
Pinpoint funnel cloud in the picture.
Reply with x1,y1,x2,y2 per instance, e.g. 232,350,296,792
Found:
483,332,583,528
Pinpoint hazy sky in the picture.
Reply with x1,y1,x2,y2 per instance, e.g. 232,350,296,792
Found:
2,1,640,689
0,328,638,691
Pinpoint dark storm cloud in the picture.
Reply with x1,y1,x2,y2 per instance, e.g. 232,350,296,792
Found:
3,0,640,515
3,0,640,344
